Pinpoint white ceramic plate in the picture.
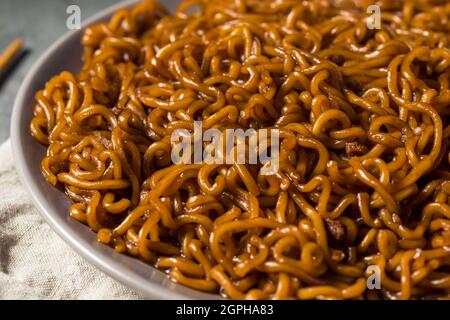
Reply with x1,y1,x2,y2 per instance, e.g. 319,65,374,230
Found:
11,0,218,300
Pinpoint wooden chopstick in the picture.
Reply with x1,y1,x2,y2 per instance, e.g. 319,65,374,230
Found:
0,38,24,73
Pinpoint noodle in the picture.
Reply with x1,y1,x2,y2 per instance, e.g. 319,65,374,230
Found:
30,0,450,300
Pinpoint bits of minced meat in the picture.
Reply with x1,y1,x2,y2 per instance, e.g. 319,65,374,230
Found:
345,141,368,157
325,218,346,242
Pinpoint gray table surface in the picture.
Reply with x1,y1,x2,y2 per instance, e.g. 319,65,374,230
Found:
0,0,123,144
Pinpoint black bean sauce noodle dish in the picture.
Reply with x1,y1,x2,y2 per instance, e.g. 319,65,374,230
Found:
30,0,450,300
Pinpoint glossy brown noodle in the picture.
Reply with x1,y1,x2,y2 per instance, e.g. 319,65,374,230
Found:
30,0,450,299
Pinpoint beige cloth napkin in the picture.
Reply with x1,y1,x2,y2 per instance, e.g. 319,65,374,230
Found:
0,139,143,299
